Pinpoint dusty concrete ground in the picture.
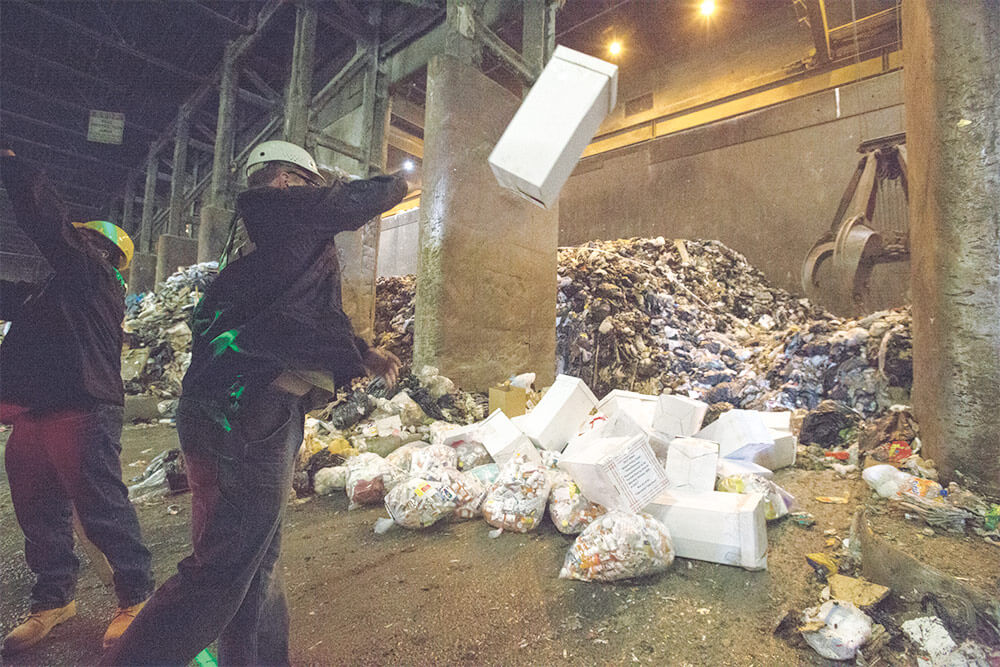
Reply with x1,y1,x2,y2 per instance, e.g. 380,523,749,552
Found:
0,422,992,666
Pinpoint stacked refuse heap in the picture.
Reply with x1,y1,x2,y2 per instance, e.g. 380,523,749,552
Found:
374,237,913,419
122,262,219,397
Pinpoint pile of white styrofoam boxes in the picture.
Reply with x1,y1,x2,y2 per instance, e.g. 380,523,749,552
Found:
488,45,618,209
664,437,719,492
475,409,538,468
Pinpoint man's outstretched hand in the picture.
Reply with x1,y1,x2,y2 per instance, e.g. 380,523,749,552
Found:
363,347,401,389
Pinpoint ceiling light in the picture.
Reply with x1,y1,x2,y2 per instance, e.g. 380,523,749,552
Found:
402,160,415,172
699,0,716,17
609,40,622,56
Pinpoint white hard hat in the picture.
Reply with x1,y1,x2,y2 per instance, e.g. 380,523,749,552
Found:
245,140,322,181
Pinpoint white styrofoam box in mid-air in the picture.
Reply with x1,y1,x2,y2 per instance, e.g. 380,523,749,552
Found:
664,437,719,492
517,374,598,452
645,489,768,570
558,433,668,513
652,394,709,441
488,45,618,209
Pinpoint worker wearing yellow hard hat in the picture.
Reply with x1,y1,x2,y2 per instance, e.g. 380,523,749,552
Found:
72,220,135,271
0,149,153,657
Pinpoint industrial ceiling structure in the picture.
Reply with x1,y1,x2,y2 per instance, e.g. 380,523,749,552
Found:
1,0,899,236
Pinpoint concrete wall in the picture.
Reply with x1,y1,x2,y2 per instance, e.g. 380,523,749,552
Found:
375,70,906,314
155,234,199,285
559,70,905,308
378,208,419,278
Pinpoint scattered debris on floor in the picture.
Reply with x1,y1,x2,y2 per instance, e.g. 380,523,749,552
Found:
117,240,998,664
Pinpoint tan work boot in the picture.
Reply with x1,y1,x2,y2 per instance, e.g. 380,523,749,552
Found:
1,600,77,655
102,599,146,650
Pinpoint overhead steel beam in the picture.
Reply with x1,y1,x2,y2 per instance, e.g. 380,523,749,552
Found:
6,135,129,171
3,83,160,139
389,95,425,129
381,7,445,56
472,12,538,85
308,129,367,164
387,125,424,158
5,45,129,93
314,3,375,42
237,87,280,110
242,67,282,101
14,1,209,83
800,0,832,64
311,47,368,116
176,0,254,34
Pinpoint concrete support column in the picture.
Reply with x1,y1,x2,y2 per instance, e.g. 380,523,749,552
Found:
168,112,190,237
444,0,481,66
905,1,1000,496
122,175,136,237
413,56,557,390
139,153,158,255
155,234,199,285
283,2,317,145
199,42,240,263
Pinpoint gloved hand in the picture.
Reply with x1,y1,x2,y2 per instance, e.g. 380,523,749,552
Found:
363,347,401,390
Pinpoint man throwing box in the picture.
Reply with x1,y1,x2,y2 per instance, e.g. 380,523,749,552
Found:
102,141,405,665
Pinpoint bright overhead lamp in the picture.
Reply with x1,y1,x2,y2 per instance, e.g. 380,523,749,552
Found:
699,0,716,17
608,40,622,56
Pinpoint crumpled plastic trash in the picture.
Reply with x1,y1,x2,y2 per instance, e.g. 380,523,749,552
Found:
466,463,500,486
384,477,457,529
862,464,943,500
313,466,348,496
800,600,872,661
548,470,605,534
345,452,405,509
716,473,794,520
481,452,552,533
559,511,675,582
385,441,430,471
454,441,491,470
410,443,458,475
422,466,487,520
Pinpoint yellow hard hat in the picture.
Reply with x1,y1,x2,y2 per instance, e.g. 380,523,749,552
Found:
73,220,134,270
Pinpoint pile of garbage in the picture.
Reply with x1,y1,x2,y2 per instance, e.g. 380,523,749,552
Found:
122,262,218,397
373,275,415,370
373,237,913,419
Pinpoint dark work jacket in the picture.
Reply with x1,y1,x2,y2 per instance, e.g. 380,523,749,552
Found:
0,155,126,412
180,175,407,430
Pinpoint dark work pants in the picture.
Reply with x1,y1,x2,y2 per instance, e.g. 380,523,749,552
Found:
101,388,306,666
4,404,154,611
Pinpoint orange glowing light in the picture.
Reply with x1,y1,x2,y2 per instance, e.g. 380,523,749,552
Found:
609,40,622,56
699,0,716,17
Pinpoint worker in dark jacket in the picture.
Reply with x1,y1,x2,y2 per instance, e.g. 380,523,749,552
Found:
0,150,154,655
103,141,405,666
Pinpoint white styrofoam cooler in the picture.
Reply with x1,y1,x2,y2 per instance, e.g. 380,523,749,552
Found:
558,433,668,513
652,394,708,441
517,374,598,451
664,437,719,492
645,490,768,570
477,409,537,467
488,45,618,209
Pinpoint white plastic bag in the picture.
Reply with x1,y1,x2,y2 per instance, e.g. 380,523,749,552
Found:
481,452,552,533
454,441,491,470
800,601,872,661
423,466,488,520
559,511,675,582
385,441,430,472
384,478,457,529
410,444,458,476
313,466,348,496
548,470,605,534
345,453,405,509
716,473,794,520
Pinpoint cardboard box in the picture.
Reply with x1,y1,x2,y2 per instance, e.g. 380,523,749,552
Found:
652,394,709,441
475,409,537,467
517,374,598,451
646,489,768,570
488,385,527,418
664,437,719,492
488,45,618,209
558,433,668,512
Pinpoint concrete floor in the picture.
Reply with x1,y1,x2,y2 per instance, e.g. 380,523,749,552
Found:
0,422,898,666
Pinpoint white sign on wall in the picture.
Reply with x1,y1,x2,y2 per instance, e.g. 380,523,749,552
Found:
87,110,125,144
